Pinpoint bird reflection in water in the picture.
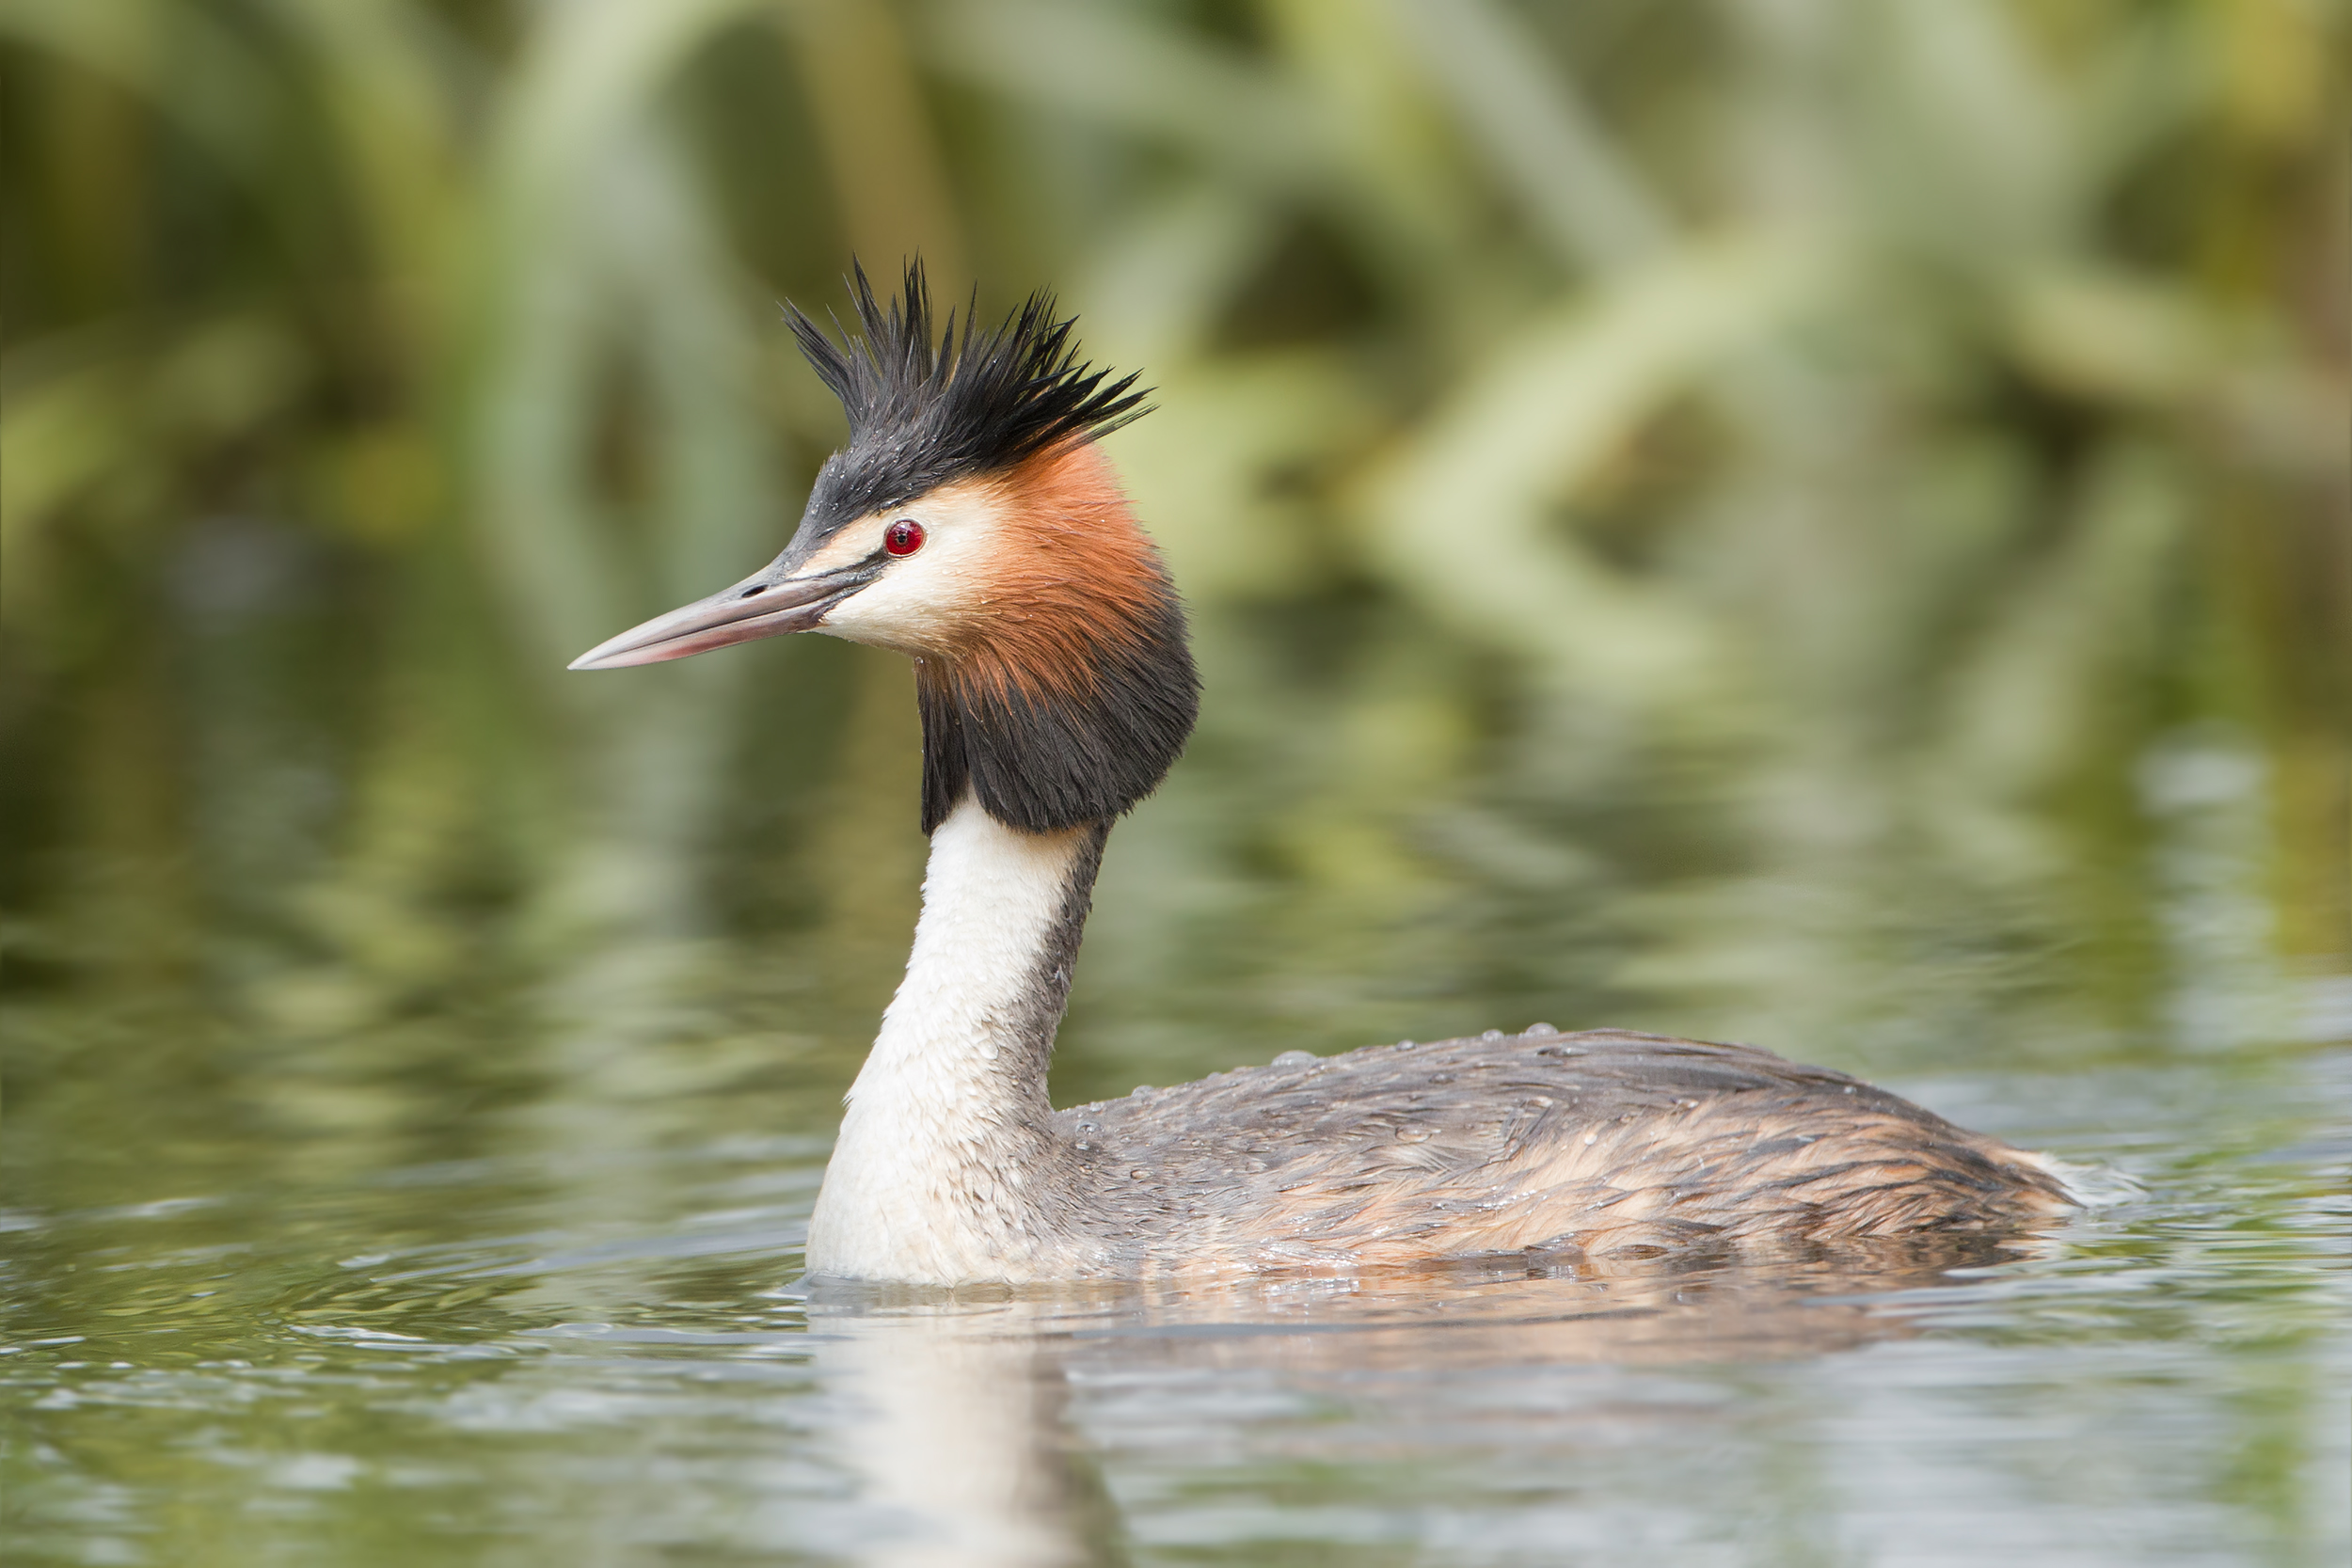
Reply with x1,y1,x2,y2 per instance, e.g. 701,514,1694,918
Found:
801,1236,2042,1566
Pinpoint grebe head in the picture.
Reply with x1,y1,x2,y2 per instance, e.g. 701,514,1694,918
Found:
569,261,1200,834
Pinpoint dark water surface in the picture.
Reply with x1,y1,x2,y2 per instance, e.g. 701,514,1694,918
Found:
6,677,2349,1564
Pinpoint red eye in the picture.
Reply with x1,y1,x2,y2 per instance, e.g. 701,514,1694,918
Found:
883,518,925,556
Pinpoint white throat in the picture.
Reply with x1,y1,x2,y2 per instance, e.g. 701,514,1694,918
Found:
804,797,1104,1284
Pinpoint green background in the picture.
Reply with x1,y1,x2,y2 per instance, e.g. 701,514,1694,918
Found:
3,2,2347,1562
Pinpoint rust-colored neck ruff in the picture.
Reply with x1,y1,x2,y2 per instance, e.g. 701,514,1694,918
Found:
914,443,1198,834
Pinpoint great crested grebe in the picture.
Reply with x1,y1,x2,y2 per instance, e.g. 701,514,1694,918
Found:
572,263,2073,1285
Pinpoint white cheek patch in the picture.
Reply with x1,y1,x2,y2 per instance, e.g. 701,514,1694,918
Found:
818,489,1007,653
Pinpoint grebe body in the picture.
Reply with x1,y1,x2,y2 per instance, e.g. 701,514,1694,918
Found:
572,264,2073,1286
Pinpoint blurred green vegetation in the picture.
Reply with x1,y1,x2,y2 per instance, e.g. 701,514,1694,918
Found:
1,0,2346,1131
7,16,2348,1559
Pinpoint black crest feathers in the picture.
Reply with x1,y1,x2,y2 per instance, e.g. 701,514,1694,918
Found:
785,260,1152,543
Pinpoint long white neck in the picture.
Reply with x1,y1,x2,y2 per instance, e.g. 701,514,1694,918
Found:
804,797,1107,1284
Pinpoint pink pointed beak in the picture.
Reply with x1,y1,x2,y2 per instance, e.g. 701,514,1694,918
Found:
567,562,876,671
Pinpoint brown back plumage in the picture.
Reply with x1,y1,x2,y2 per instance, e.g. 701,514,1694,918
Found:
1056,1029,2070,1275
